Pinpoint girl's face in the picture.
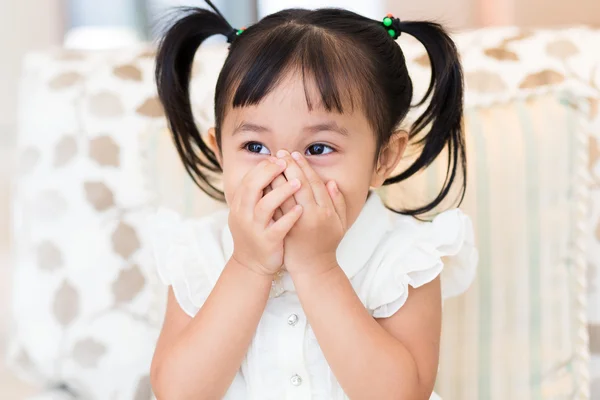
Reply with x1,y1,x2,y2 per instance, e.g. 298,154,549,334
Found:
208,73,406,229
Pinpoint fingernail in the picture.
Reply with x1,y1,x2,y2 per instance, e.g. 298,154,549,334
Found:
332,182,339,193
276,150,288,158
276,159,286,168
290,178,300,188
291,151,302,160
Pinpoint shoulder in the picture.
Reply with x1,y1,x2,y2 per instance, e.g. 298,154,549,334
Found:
362,207,478,318
142,207,231,317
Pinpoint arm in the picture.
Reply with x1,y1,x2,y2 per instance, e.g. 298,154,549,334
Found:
274,150,441,399
151,257,272,400
292,267,441,400
151,157,304,399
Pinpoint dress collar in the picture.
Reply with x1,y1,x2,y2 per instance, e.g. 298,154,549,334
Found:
335,190,393,279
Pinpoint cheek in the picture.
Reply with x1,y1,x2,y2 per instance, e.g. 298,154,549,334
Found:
222,166,248,203
312,156,373,191
336,183,372,229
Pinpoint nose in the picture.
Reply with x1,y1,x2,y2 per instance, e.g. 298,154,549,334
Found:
273,146,297,156
276,149,291,159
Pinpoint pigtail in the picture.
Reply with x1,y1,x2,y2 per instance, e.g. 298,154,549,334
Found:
155,6,233,200
385,21,466,216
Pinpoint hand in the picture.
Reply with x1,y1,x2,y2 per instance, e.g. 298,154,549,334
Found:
229,157,303,276
264,162,296,223
275,150,348,275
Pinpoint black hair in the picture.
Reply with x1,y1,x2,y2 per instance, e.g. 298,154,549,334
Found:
155,5,466,216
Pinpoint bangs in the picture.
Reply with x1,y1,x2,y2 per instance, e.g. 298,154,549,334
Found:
155,6,465,215
221,24,376,117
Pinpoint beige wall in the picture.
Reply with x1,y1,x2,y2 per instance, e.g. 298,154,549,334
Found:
0,0,64,142
515,0,600,27
387,0,477,31
388,0,600,30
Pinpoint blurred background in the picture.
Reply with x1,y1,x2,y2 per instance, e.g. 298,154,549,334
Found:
1,0,599,398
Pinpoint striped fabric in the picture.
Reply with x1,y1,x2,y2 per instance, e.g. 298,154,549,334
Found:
382,91,589,399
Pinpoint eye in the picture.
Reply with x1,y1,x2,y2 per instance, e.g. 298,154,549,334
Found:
305,143,334,156
244,142,270,155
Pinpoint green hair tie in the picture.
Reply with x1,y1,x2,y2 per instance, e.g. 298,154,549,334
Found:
382,13,401,39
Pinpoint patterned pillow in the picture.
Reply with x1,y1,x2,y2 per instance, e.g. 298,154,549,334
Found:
8,48,163,399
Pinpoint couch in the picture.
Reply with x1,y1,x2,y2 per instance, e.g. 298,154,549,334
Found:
4,25,600,399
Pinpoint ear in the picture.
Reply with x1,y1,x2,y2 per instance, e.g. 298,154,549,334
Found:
205,127,222,166
370,130,409,188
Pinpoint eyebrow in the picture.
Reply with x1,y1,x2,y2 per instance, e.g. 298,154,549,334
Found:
232,122,271,136
232,121,349,137
304,122,349,137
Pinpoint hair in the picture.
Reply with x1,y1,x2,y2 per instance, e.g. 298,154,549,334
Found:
155,5,466,216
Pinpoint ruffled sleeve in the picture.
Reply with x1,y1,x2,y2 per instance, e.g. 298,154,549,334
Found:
365,208,478,319
143,207,230,317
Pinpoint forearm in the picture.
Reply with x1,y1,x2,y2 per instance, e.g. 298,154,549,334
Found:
154,257,272,399
291,265,423,400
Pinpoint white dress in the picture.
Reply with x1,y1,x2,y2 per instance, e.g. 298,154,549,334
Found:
145,191,478,400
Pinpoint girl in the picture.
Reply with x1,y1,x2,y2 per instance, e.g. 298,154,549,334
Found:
147,1,478,399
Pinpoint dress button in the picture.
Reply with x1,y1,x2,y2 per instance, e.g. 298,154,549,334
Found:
290,374,303,386
287,313,299,326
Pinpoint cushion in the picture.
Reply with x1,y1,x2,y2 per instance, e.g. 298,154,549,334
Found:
8,48,162,400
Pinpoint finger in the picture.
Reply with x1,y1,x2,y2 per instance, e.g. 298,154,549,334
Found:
264,183,284,221
291,151,332,208
273,206,284,222
267,157,292,221
267,204,303,240
276,150,315,206
239,158,287,212
270,171,296,214
263,183,273,197
255,178,302,226
327,181,347,229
